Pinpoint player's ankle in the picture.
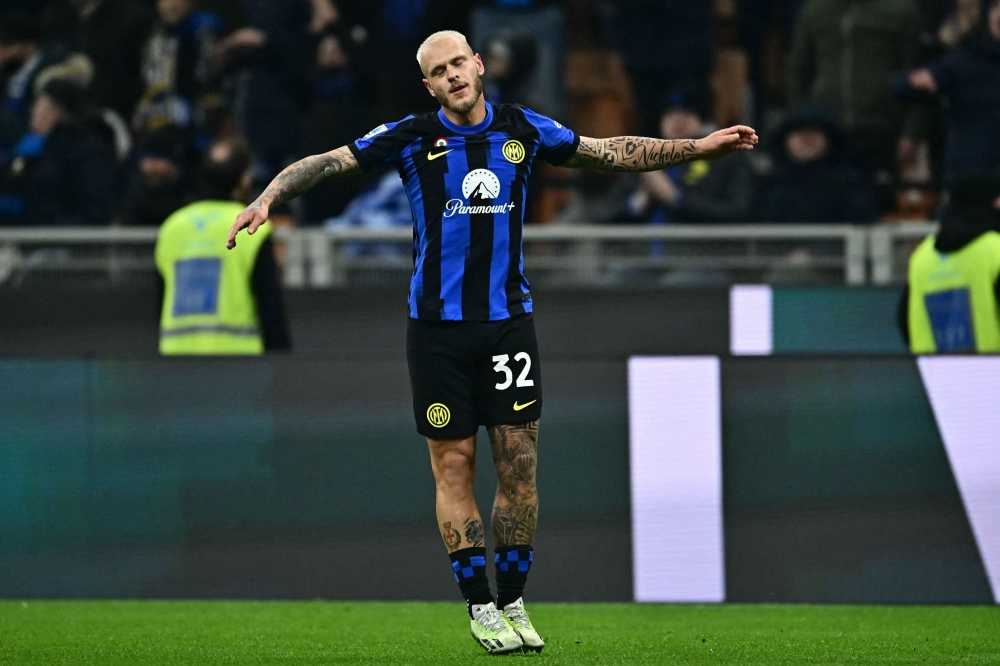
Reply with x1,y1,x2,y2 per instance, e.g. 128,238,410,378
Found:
495,545,533,609
450,547,494,618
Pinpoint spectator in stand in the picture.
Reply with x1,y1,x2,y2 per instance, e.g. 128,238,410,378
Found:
121,125,197,226
214,0,333,190
0,79,115,226
133,0,224,139
786,0,924,212
938,0,984,47
363,0,472,121
894,0,1000,184
41,0,154,121
299,26,377,222
0,10,76,145
757,103,877,223
738,0,807,122
626,100,754,224
605,0,713,137
481,31,540,108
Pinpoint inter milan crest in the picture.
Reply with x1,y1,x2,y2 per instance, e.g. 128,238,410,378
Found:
502,140,525,164
427,403,451,428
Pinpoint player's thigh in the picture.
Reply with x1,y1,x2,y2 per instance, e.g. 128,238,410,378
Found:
406,319,478,438
478,313,543,427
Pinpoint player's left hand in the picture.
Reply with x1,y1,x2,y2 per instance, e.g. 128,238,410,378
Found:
695,125,758,161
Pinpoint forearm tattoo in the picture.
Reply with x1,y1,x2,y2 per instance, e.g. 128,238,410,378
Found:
563,136,698,172
252,146,359,210
489,421,539,546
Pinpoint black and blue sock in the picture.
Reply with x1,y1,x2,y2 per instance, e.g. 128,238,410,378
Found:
450,547,494,617
495,545,533,609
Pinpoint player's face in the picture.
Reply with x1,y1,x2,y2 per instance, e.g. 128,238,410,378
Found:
420,37,485,115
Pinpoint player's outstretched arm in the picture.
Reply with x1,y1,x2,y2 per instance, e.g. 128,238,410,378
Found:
562,126,758,172
227,146,361,249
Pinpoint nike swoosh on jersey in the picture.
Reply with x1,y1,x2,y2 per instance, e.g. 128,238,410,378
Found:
427,149,454,161
513,400,537,411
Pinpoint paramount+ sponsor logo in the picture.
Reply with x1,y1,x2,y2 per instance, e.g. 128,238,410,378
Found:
443,169,517,218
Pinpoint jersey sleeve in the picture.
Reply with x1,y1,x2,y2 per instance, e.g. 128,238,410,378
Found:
519,106,580,166
348,116,415,172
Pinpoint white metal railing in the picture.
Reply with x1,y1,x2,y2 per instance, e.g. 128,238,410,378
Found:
0,223,938,288
869,222,939,286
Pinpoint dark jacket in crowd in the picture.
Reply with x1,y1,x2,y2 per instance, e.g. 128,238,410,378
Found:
606,1,713,135
0,122,115,226
643,154,754,224
298,28,378,222
237,0,312,170
42,0,154,119
0,46,72,144
671,154,754,223
607,1,713,76
893,32,1000,183
121,125,198,225
756,104,878,223
121,179,192,227
787,0,923,137
134,11,224,134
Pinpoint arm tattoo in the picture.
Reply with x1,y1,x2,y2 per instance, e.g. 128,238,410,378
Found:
562,136,698,172
488,421,539,546
463,518,485,548
251,146,360,210
442,521,462,550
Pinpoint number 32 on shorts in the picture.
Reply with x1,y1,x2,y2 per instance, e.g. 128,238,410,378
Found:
492,353,534,390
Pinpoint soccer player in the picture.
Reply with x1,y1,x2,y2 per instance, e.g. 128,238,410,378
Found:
227,30,757,654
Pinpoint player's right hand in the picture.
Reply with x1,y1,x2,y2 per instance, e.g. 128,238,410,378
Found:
227,200,269,250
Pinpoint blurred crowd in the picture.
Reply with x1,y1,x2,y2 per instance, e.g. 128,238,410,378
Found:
0,0,997,230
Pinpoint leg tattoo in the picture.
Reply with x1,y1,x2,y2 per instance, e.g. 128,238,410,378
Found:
489,421,539,546
442,521,462,550
464,517,485,547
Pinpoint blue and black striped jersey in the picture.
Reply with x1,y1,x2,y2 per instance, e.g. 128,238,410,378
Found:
348,103,579,321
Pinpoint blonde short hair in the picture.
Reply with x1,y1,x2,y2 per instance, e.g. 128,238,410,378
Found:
416,30,471,69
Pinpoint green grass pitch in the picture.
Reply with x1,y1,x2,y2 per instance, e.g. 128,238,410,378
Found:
1,601,998,665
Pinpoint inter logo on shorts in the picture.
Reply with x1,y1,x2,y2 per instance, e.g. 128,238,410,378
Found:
502,140,525,164
427,403,451,428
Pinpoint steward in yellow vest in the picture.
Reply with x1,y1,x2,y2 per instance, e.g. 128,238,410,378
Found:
902,173,1000,353
155,137,290,355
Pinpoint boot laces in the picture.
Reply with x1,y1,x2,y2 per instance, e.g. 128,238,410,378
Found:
505,606,531,629
477,605,509,633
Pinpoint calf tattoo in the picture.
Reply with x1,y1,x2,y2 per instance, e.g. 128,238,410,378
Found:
489,421,539,545
464,518,485,547
442,521,462,550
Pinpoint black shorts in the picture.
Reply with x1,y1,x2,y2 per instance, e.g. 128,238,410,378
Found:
407,313,543,438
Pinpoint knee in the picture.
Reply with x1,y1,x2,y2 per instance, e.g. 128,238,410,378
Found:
435,448,475,495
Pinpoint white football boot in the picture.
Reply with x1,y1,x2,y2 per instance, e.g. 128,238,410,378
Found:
470,602,524,654
503,598,545,653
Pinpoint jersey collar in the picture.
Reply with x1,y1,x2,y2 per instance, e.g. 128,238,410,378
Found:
437,102,494,135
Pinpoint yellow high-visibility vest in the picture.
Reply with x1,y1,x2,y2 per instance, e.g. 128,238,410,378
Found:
907,232,1000,353
155,200,271,355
